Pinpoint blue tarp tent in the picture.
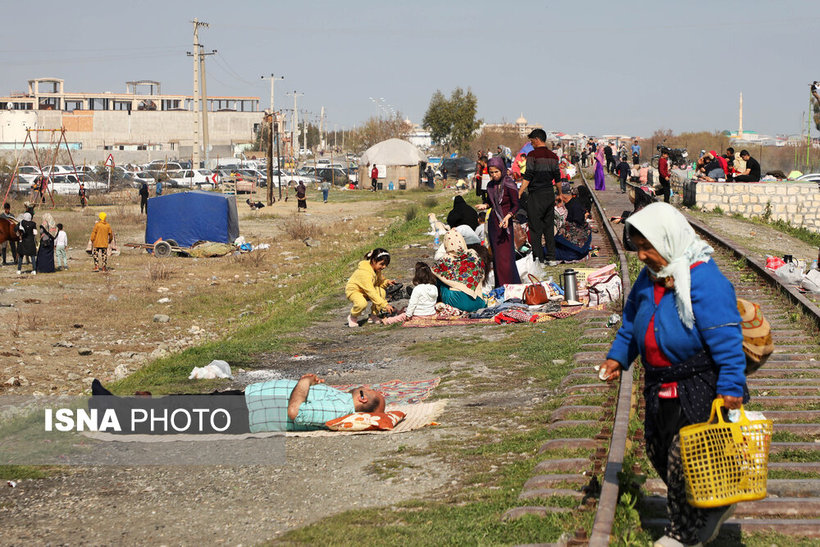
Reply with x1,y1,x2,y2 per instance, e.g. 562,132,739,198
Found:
145,191,239,247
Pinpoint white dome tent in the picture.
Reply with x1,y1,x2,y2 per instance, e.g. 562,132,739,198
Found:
358,138,428,189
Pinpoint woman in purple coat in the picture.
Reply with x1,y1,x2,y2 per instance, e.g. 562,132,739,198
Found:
477,156,521,287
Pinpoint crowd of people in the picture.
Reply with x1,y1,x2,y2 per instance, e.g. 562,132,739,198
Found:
0,201,116,275
691,147,761,183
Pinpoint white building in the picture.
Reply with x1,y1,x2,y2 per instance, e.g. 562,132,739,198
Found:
0,78,261,161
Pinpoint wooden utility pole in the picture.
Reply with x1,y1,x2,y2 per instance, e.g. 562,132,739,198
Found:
275,116,283,201
265,112,274,205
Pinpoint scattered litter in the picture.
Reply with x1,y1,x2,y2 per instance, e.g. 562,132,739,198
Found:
240,369,283,381
254,243,270,250
289,355,318,361
157,297,171,304
7,481,16,488
606,313,621,328
107,295,118,302
152,314,170,323
157,287,170,293
188,360,232,380
234,236,246,246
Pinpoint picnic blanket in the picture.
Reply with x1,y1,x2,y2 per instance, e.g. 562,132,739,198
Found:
81,401,446,441
330,378,440,405
401,303,597,328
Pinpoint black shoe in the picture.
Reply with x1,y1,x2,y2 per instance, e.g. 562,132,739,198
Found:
405,285,414,299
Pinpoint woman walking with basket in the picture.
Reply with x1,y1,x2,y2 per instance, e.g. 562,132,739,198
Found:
598,202,747,547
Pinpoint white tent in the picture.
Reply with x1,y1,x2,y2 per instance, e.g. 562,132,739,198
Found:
360,138,427,166
359,139,428,189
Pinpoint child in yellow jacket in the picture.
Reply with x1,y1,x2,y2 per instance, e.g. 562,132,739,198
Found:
345,248,395,328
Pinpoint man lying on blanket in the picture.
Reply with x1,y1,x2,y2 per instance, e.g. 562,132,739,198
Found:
90,374,385,434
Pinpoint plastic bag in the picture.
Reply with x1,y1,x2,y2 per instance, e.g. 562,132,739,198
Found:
188,360,232,380
515,253,548,280
774,263,803,285
802,269,820,293
765,255,785,271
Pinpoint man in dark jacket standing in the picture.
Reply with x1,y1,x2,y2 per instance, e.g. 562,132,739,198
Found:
139,182,149,214
519,129,562,266
604,142,615,174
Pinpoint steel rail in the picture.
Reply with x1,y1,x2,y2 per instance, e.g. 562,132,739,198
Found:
579,169,635,546
684,213,820,328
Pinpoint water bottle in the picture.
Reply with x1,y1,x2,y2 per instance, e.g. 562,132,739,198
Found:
434,234,439,247
811,259,818,271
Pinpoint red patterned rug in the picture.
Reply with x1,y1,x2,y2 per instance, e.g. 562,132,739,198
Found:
331,378,441,405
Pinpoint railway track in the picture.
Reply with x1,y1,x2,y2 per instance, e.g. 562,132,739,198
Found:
569,174,820,544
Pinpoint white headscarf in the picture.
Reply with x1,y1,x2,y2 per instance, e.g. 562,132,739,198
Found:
21,212,31,222
625,202,714,329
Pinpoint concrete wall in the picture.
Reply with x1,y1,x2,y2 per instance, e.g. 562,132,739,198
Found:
695,181,820,232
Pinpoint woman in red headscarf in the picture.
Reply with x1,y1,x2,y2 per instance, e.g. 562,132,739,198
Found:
476,156,521,287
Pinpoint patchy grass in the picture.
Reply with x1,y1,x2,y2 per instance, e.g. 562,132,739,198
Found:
0,465,63,480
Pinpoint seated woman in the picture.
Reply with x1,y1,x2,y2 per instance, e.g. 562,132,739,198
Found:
554,186,593,262
446,195,479,231
432,229,486,312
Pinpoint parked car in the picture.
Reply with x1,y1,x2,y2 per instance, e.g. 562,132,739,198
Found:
167,169,215,188
15,165,43,186
236,169,265,187
346,168,359,184
439,157,476,180
796,173,820,183
132,171,157,188
315,167,350,186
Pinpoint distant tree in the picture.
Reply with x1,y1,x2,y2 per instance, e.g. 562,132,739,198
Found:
305,123,321,150
468,127,524,159
422,87,482,155
347,114,411,152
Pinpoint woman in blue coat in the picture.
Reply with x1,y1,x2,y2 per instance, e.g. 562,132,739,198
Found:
599,202,747,547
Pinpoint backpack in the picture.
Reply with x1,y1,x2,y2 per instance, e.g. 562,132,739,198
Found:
588,273,622,306
737,298,773,375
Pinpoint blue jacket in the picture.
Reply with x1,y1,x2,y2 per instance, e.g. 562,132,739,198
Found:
606,259,746,397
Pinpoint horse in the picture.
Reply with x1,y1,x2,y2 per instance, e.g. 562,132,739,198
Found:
0,217,19,245
0,217,20,265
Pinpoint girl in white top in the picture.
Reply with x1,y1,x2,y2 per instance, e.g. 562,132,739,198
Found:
55,223,68,270
382,262,439,324
406,262,438,318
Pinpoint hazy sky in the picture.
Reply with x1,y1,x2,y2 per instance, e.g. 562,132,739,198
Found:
2,0,818,137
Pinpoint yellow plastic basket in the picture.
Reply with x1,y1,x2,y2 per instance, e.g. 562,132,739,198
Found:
679,398,772,508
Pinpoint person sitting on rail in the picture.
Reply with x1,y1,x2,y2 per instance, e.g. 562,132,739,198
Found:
599,202,746,547
553,186,593,262
90,374,385,433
